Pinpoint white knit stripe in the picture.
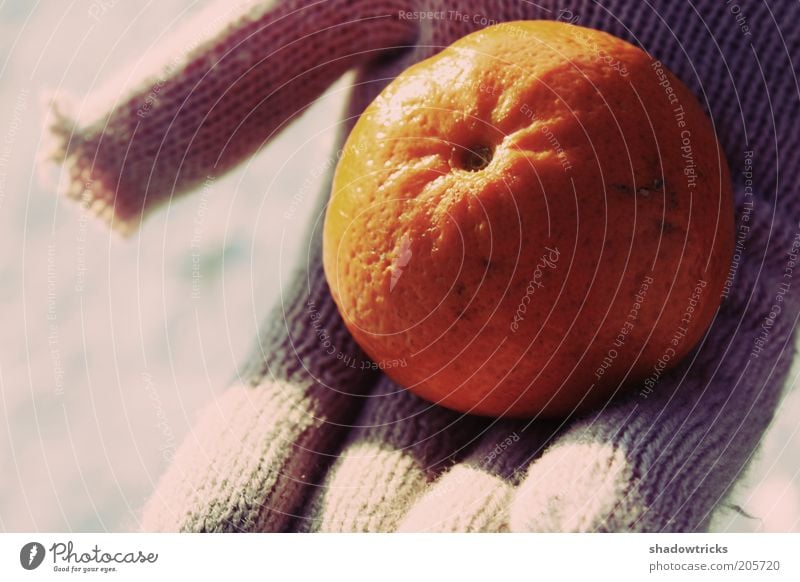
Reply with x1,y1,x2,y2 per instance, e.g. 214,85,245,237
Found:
302,376,487,532
398,465,513,532
141,193,379,531
309,443,429,532
510,199,799,532
44,0,799,533
395,417,565,532
140,381,317,532
509,441,647,532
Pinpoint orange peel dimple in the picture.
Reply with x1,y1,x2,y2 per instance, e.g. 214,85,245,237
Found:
323,21,734,418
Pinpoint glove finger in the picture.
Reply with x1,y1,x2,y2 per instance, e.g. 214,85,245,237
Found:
45,0,418,232
510,194,799,532
141,220,379,531
299,375,490,532
397,419,561,532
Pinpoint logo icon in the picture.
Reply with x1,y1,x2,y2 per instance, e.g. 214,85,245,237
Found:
20,542,45,570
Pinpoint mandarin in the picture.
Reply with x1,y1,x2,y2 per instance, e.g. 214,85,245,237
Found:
323,21,733,417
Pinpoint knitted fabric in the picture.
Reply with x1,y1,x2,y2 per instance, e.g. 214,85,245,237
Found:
47,0,800,532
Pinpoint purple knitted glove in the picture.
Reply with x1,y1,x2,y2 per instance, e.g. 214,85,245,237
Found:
48,0,799,532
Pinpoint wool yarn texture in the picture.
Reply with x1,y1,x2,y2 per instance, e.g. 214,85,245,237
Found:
48,0,800,532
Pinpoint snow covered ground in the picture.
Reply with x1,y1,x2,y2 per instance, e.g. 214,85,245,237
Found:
0,0,797,532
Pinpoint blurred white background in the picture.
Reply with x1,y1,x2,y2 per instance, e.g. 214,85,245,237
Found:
0,0,797,532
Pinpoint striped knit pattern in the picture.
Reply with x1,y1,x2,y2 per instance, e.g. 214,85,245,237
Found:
397,420,548,532
399,466,514,532
47,0,799,532
300,376,486,532
142,227,377,531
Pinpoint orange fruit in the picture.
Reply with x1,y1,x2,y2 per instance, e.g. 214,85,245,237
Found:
323,21,733,417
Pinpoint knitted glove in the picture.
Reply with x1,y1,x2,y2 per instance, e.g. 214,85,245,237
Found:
48,0,799,532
